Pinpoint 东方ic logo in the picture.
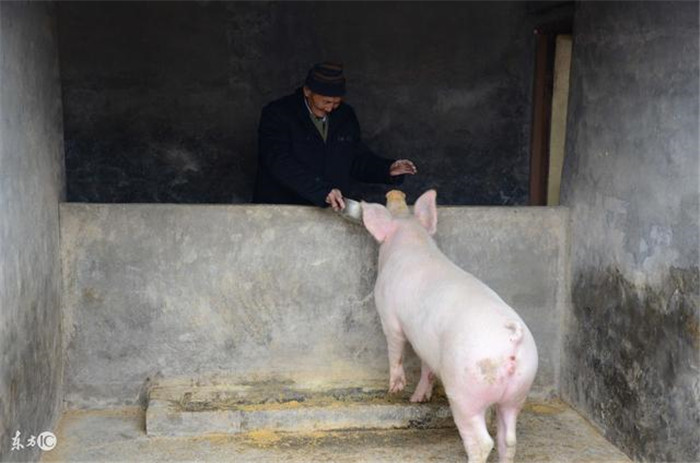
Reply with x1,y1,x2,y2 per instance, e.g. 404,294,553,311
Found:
37,432,57,451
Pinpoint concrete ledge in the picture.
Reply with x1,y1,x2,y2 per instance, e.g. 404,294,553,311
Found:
148,400,243,436
146,380,453,437
60,204,569,407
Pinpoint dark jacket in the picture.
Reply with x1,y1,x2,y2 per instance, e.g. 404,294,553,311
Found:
253,88,400,206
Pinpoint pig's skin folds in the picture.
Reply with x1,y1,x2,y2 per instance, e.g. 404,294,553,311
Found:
363,189,538,463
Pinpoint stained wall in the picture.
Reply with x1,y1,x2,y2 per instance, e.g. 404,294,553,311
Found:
560,2,699,461
0,2,65,461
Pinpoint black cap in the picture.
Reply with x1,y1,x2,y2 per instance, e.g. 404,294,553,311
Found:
305,62,346,97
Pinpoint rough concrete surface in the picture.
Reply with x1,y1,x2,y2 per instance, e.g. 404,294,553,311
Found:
146,379,453,437
56,1,572,205
560,2,699,461
60,204,569,408
0,2,65,462
40,400,631,463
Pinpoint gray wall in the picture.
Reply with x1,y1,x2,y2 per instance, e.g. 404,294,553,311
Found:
0,2,65,462
57,1,572,206
560,2,699,461
60,204,569,408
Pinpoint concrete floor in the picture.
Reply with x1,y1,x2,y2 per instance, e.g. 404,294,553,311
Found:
42,400,631,462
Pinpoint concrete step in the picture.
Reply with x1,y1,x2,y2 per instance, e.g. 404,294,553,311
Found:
146,379,453,437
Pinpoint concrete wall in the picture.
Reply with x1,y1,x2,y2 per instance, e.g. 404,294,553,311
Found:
57,1,572,206
560,2,699,461
0,2,65,462
60,203,569,408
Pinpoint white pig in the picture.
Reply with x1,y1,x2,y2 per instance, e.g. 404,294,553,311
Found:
361,189,538,463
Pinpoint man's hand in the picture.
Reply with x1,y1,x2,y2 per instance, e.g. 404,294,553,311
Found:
325,188,345,211
390,159,418,176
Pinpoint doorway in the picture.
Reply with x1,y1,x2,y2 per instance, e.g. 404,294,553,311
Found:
530,22,573,206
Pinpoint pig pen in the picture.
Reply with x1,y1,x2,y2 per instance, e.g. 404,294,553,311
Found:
43,203,630,461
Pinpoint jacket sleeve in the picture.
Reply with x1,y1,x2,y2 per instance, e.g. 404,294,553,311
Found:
258,104,334,206
347,109,405,186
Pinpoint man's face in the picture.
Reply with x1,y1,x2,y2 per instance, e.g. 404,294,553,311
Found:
303,87,342,118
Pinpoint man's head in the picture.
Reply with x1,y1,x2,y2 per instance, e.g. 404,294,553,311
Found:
303,62,345,118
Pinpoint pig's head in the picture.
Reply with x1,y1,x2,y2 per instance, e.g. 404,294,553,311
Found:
361,189,438,243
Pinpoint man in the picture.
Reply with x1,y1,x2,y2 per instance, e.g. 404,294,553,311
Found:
253,62,417,211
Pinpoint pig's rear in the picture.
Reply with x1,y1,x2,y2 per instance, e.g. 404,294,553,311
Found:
439,312,538,408
403,270,539,406
437,311,538,463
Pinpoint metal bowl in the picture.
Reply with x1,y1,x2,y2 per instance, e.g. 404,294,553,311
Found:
338,197,363,224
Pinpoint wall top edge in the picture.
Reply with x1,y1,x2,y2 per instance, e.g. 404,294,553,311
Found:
59,202,570,213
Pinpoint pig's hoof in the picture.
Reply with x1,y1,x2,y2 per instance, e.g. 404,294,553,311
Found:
389,377,406,393
409,391,432,403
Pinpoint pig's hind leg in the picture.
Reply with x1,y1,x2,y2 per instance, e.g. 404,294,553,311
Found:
448,396,494,463
495,402,521,463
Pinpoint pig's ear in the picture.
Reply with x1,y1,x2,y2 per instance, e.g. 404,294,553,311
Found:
361,202,395,243
414,190,438,235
